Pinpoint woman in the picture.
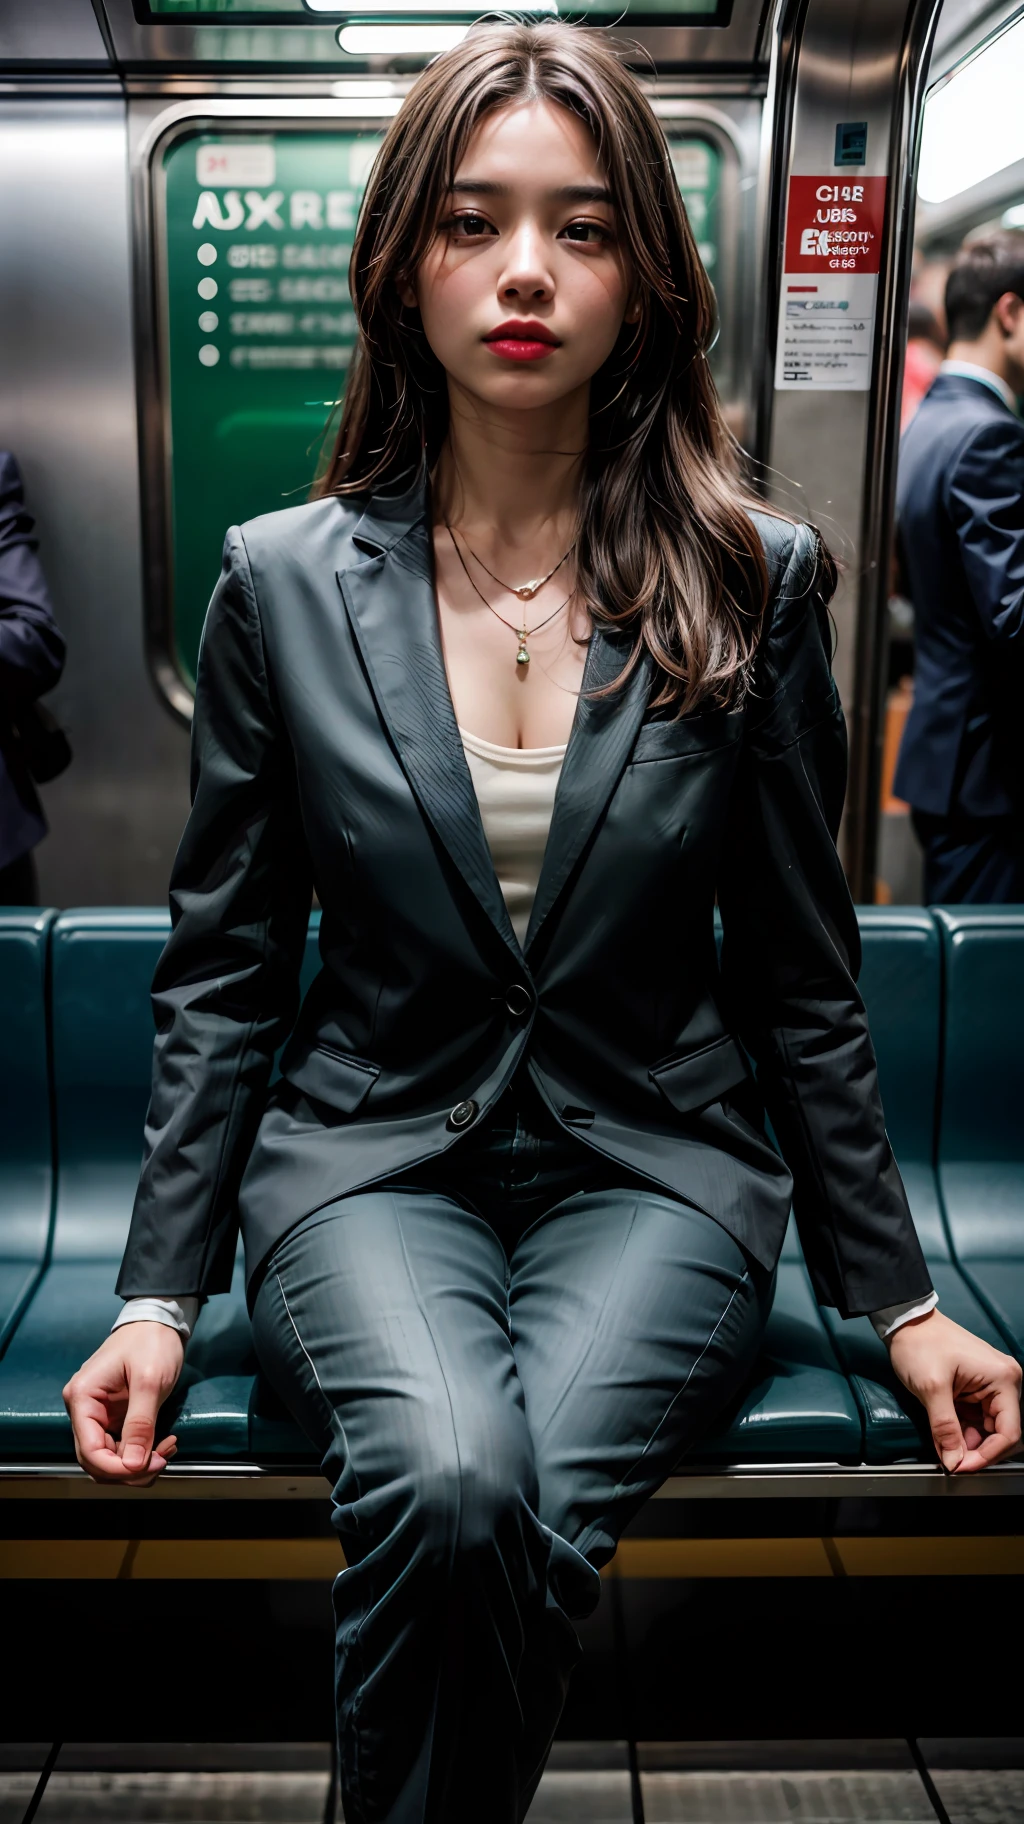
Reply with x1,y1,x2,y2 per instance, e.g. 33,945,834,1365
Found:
65,23,1020,1823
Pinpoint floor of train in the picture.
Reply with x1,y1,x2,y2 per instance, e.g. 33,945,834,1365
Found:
3,1741,1023,1822
5,1567,1024,1821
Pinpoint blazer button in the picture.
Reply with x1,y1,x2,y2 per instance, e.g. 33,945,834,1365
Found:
447,1098,478,1132
505,983,532,1019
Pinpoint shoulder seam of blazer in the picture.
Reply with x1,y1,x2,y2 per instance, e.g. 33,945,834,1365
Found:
230,527,273,699
748,510,799,596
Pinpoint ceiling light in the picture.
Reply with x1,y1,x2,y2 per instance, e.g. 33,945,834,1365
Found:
919,16,1024,204
337,23,470,51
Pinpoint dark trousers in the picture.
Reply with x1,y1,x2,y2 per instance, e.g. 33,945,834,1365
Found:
252,1074,773,1824
0,848,38,906
911,807,1024,904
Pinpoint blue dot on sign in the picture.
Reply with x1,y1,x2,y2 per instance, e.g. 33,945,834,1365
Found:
197,242,217,266
835,121,868,166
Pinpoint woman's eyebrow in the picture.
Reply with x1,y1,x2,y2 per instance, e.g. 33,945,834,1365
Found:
449,179,614,204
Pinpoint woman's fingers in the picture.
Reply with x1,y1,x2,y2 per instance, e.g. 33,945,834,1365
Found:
71,1403,133,1480
920,1388,969,1473
117,1368,166,1473
958,1381,1023,1470
64,1326,185,1484
72,1412,169,1484
887,1309,1022,1474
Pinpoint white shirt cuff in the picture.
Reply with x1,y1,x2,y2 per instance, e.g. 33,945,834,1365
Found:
869,1289,938,1340
112,1296,199,1342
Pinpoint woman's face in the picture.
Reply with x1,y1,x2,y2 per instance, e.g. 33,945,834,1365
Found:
404,98,637,414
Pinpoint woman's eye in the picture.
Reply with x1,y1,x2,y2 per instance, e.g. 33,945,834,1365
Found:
561,220,612,244
448,212,495,239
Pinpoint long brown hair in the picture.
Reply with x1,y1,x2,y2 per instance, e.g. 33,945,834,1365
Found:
315,19,774,715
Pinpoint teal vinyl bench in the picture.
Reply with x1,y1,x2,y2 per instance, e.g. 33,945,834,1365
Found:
0,910,321,1465
821,909,1009,1463
933,910,1024,1359
0,910,56,1354
0,906,1021,1483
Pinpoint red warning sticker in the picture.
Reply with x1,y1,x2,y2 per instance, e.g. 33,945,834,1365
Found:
783,175,887,275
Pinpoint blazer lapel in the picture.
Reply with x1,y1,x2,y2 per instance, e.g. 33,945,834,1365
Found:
525,632,654,956
337,480,521,956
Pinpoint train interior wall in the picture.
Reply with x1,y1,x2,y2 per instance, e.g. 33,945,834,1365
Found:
0,97,191,907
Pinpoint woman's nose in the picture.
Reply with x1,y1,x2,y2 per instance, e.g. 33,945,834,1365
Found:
498,225,554,303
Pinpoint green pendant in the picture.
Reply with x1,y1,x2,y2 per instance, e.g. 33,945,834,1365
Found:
516,636,530,667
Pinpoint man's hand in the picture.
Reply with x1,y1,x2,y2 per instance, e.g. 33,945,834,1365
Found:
63,1324,185,1485
887,1308,1022,1473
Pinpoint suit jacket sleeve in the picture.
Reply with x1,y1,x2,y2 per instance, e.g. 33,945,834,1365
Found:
946,417,1024,649
116,529,313,1299
717,521,932,1318
0,453,65,700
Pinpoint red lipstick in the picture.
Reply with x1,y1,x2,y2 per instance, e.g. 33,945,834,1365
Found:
483,319,560,363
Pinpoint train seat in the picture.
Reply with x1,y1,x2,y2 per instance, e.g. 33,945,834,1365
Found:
932,910,1024,1358
0,910,318,1463
0,911,56,1355
695,1222,861,1462
702,915,861,1461
1,906,1019,1473
0,907,863,1468
819,909,1009,1462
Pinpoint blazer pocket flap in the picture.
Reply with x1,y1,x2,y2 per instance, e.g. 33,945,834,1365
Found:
631,708,743,763
280,1041,380,1114
649,1034,750,1115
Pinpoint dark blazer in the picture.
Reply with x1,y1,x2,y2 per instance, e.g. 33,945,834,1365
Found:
116,476,931,1319
895,372,1024,819
0,453,66,871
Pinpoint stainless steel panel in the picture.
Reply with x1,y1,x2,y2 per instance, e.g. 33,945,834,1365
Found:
0,99,191,905
0,0,110,67
760,0,941,896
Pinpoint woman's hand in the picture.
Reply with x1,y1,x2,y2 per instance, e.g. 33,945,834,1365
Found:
887,1308,1022,1473
63,1323,184,1485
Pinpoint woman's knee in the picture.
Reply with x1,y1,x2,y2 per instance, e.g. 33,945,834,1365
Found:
373,1410,538,1582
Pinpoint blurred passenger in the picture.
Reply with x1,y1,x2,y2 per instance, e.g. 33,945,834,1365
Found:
900,300,945,429
895,230,1024,901
910,254,950,342
0,453,66,906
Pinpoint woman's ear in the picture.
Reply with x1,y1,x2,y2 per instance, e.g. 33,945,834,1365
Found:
397,277,418,310
625,298,642,324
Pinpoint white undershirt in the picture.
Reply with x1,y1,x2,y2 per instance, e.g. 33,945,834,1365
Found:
115,728,936,1346
938,358,1018,414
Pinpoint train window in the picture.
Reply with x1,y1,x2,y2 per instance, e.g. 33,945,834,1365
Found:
145,123,723,705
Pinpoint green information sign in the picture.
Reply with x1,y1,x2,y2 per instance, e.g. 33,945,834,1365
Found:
156,126,722,695
160,129,383,692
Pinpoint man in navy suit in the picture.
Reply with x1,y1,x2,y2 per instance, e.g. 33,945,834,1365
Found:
0,453,66,905
895,231,1024,902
